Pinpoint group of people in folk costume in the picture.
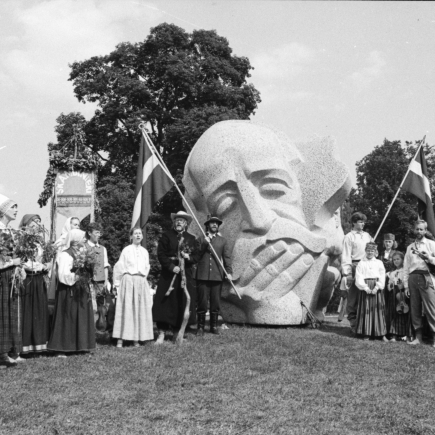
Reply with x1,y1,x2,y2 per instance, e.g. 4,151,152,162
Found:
342,211,435,345
0,191,232,367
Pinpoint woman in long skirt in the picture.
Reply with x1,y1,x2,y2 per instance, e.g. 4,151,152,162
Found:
0,194,23,367
355,242,388,341
113,227,154,348
48,229,95,356
19,214,50,356
388,252,413,342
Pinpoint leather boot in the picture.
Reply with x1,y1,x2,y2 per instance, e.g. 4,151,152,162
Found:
197,313,206,336
210,312,220,335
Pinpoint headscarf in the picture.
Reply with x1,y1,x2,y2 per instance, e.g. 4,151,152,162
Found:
64,229,85,250
0,194,16,216
18,214,41,229
61,216,81,235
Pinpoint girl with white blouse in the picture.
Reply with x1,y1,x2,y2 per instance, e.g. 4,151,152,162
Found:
112,227,154,348
355,242,388,341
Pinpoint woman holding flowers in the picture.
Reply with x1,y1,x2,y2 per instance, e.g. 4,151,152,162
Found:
0,194,23,367
112,227,154,348
48,216,81,301
48,229,96,356
355,242,388,342
18,214,50,356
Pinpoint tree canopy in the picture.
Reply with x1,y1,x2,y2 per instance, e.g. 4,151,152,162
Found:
68,22,260,181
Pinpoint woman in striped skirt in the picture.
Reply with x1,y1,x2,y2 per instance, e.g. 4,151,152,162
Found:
355,242,388,342
388,252,413,342
19,214,50,356
0,194,24,367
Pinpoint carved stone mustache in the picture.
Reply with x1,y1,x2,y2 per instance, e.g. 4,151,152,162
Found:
249,218,326,255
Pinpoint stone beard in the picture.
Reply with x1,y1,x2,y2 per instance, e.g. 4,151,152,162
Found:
183,121,351,325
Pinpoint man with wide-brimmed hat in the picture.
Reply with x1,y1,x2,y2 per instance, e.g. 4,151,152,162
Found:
153,211,199,344
341,212,373,333
196,216,233,335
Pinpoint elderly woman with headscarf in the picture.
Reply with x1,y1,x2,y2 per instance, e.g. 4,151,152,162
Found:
18,214,50,356
48,229,96,356
0,194,24,367
55,216,81,251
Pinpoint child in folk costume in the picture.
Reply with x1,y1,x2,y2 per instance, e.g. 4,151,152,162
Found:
381,233,399,335
355,242,388,341
112,227,154,348
388,252,412,342
19,214,50,356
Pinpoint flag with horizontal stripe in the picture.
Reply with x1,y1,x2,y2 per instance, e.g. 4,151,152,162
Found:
131,134,173,241
401,146,435,235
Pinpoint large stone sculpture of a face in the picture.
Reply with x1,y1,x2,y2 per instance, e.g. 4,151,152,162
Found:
183,121,351,325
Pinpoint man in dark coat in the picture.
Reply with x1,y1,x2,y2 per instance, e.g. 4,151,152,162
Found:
153,211,198,344
196,216,232,335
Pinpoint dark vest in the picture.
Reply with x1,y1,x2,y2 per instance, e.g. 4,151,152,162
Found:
87,242,106,282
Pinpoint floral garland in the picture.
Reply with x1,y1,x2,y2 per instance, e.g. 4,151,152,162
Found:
38,143,100,207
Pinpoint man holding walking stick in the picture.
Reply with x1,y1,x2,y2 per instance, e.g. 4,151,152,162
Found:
153,211,198,344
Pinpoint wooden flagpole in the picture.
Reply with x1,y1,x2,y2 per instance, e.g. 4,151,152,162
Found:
139,125,242,300
373,136,426,241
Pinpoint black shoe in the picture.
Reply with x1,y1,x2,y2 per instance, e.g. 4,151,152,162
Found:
210,312,220,335
0,356,18,367
197,312,206,336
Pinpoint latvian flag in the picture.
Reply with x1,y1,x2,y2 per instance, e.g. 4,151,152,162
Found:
131,133,174,238
401,146,435,235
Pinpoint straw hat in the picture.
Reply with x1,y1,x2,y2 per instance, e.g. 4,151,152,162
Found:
170,211,193,225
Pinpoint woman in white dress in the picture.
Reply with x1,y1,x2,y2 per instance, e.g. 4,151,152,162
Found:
113,227,154,347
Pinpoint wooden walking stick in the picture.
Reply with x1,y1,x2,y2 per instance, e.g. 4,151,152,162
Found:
174,254,190,345
168,236,191,345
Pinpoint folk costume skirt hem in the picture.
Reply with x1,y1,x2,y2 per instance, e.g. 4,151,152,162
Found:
0,266,22,355
48,283,96,353
384,280,395,334
356,278,387,337
389,285,412,336
21,274,49,354
113,274,154,342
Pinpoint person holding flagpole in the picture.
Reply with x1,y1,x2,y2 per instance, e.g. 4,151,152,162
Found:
196,216,232,335
152,211,199,344
403,219,435,346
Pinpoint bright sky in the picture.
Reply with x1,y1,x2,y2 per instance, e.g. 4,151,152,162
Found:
1,0,434,228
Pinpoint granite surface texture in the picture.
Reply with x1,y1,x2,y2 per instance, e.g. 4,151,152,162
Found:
183,120,351,325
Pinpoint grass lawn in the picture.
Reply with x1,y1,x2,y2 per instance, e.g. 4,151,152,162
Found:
1,321,435,435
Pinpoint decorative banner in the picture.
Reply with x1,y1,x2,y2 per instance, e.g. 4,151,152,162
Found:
51,171,95,240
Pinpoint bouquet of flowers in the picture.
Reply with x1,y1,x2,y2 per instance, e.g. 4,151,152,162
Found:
180,242,192,256
41,240,58,264
0,231,14,263
72,249,98,290
14,228,44,262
